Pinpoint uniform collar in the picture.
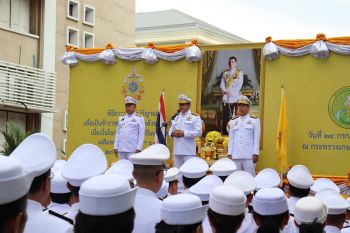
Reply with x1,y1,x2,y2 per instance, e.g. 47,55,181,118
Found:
239,114,250,120
137,188,157,197
127,112,135,118
324,225,341,232
70,202,80,210
182,110,191,117
27,199,44,211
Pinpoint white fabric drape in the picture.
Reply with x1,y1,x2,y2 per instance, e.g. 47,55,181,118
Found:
60,45,201,66
263,41,350,60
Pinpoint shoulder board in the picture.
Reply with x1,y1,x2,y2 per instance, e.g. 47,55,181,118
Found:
236,68,240,72
191,113,198,116
136,113,143,117
232,116,239,120
48,210,74,225
250,116,258,119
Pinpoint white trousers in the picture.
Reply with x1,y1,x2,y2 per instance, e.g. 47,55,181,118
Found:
234,159,256,176
174,154,194,168
119,152,134,160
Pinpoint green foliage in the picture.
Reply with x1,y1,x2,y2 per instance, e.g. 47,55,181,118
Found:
0,122,32,156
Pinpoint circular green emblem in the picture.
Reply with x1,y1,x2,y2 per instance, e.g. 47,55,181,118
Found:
328,87,350,129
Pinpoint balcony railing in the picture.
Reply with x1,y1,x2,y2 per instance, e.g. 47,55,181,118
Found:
0,60,57,112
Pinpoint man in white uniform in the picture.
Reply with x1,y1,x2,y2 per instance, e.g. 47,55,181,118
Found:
10,134,74,233
227,95,260,176
169,94,202,168
114,96,145,160
220,56,244,134
130,144,170,233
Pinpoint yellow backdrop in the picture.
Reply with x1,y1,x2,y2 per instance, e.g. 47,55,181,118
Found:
67,59,199,165
260,53,350,176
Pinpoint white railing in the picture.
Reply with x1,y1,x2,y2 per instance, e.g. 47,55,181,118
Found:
0,61,57,112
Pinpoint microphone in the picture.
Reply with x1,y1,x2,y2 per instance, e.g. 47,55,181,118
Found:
171,110,180,120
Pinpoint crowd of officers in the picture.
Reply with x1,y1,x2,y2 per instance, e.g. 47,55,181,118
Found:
1,94,350,233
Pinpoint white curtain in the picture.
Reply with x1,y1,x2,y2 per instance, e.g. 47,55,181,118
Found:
0,0,10,28
10,0,30,33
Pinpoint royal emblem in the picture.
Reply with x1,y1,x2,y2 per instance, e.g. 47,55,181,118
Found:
121,67,145,100
328,86,350,129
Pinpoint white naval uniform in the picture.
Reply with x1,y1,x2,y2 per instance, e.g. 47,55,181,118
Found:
287,196,300,216
202,215,212,233
133,188,162,233
169,110,202,168
114,112,145,160
228,114,260,176
65,202,79,223
326,225,341,233
237,212,257,233
24,200,73,233
342,226,350,233
220,68,244,104
48,202,70,215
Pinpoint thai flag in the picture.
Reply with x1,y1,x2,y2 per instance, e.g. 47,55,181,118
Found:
155,92,166,145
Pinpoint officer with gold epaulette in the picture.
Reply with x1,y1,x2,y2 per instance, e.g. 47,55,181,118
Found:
227,95,260,176
169,94,202,168
114,96,145,160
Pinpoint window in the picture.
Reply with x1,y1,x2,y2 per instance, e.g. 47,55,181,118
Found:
0,0,40,35
67,0,79,21
66,26,79,47
83,31,94,48
83,5,95,26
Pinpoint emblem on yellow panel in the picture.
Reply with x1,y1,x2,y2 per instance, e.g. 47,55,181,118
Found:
121,67,145,100
328,86,350,129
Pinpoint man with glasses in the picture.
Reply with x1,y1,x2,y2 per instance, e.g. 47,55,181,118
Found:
129,144,170,233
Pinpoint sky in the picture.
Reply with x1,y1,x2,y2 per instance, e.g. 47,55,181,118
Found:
136,0,350,42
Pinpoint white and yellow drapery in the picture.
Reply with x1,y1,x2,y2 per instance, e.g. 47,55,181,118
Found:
60,41,202,66
263,34,350,60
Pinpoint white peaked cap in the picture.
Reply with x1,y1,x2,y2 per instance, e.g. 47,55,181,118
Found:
255,168,280,191
124,96,138,105
51,160,70,194
10,133,56,177
177,94,192,104
189,175,223,201
180,157,208,178
209,158,237,177
62,144,107,187
287,165,313,189
129,144,170,165
161,193,208,225
294,197,327,225
209,185,246,216
224,171,256,195
253,188,289,215
0,156,35,204
237,95,252,107
157,180,169,199
106,159,133,180
310,178,340,194
164,167,179,182
316,188,350,215
79,174,138,216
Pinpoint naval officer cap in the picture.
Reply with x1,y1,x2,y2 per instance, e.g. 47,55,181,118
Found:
51,160,70,194
62,144,107,187
164,167,179,182
224,171,256,195
209,158,236,177
287,165,313,189
237,95,252,107
180,157,209,178
294,197,327,225
310,178,340,194
79,174,138,216
178,94,192,104
105,159,133,180
0,156,35,205
124,96,138,105
161,193,208,225
255,168,280,191
253,188,289,215
189,175,223,202
10,133,56,177
315,188,350,215
209,185,246,216
129,144,170,165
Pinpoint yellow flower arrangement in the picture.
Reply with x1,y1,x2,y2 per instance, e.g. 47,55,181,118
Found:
205,131,223,145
